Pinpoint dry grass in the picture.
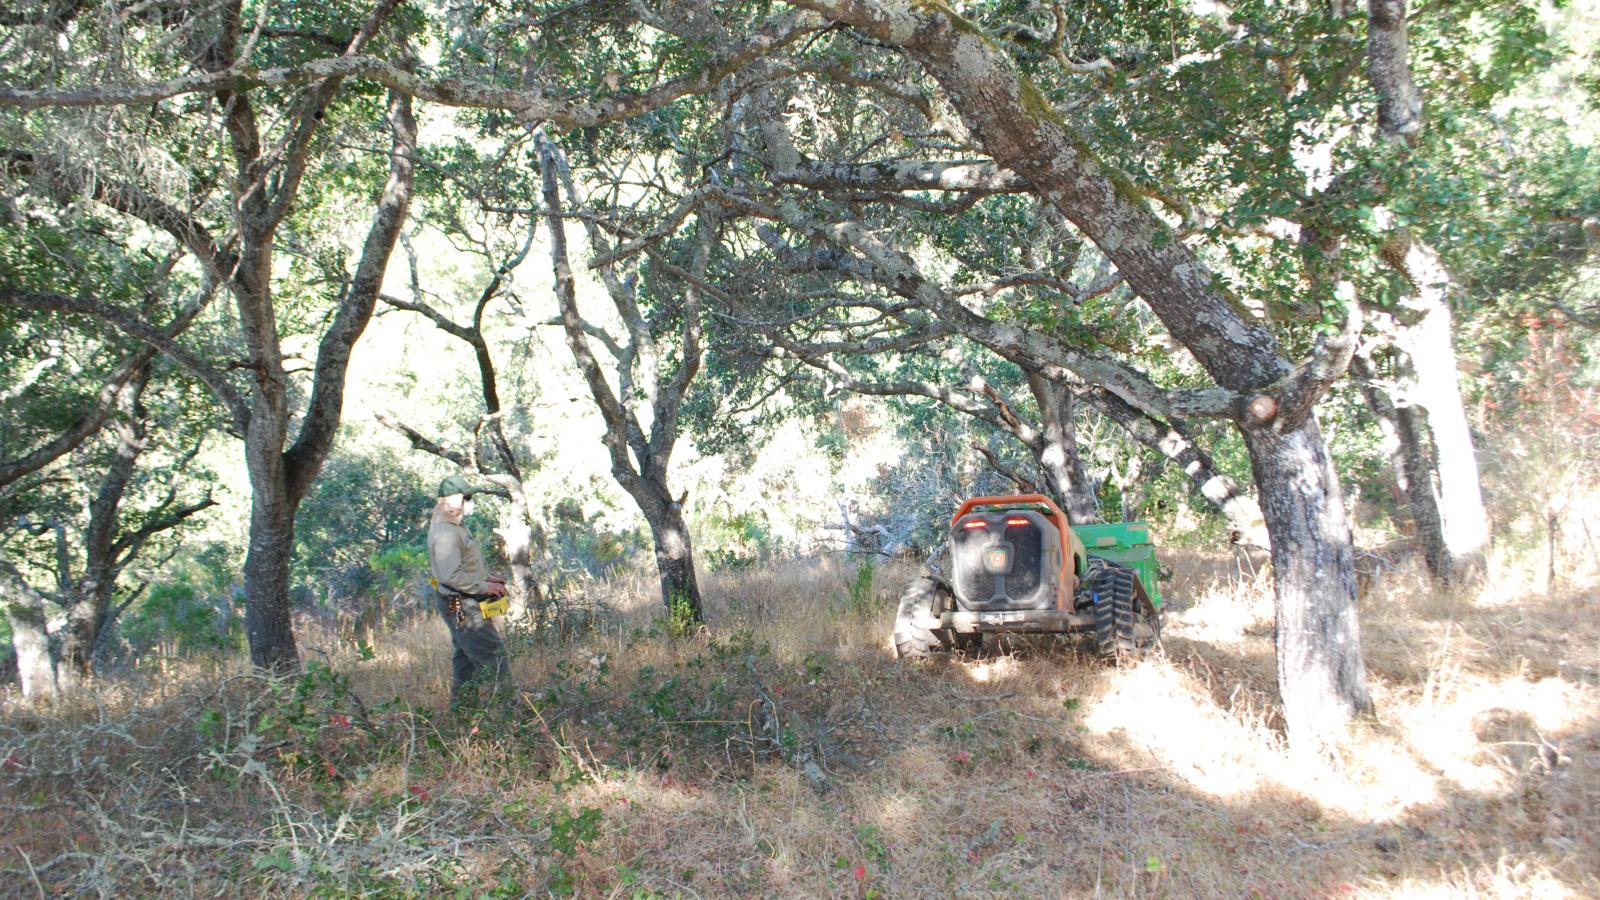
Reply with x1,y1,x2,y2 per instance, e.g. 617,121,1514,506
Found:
2,549,1596,898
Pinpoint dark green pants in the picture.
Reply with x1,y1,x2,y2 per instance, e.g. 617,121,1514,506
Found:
437,591,511,702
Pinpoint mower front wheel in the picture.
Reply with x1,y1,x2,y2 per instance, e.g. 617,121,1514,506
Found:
894,577,976,658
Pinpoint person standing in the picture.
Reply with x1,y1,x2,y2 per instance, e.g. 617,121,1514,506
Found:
428,475,511,704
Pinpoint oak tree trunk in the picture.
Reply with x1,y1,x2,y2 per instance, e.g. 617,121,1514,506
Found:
635,482,704,624
1363,0,1484,580
1359,234,1488,582
58,594,102,688
497,486,547,629
59,391,147,681
1029,374,1101,523
1391,240,1488,581
1352,353,1451,577
2,560,59,699
236,89,414,672
243,472,300,673
539,133,708,628
8,609,56,700
1244,418,1373,749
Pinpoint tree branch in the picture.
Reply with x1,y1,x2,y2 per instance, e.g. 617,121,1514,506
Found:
283,89,417,504
971,442,1040,494
262,0,401,229
0,289,249,432
538,133,644,494
81,369,152,589
0,10,824,126
550,141,654,466
647,210,716,479
586,187,716,269
773,156,1029,194
109,494,217,573
374,413,469,468
0,267,216,487
735,188,1236,420
1,150,233,281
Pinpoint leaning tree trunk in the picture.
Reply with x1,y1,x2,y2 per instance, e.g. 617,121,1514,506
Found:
59,390,147,682
538,132,708,629
1028,374,1101,523
1244,418,1372,749
1085,389,1269,546
804,0,1367,749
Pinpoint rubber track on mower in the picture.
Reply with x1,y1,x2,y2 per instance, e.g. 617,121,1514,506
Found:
1090,560,1139,657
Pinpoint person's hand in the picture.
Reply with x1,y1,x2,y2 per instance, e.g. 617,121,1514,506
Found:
486,576,506,586
485,581,508,597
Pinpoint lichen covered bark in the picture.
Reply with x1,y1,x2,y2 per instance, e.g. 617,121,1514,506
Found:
1245,419,1373,749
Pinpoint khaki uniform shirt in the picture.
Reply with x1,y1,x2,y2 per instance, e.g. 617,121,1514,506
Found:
428,517,491,595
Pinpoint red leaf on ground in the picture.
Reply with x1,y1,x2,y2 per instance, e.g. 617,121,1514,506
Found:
852,864,866,881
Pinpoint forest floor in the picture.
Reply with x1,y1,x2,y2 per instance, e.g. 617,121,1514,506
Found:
1,547,1597,897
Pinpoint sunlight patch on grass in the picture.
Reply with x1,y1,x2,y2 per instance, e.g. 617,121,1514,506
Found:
1165,578,1274,645
866,790,934,835
962,655,1022,683
1397,675,1584,795
882,744,957,792
1384,856,1576,899
1084,659,1276,800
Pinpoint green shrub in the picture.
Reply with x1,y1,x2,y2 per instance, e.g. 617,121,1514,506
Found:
842,558,877,618
549,497,646,578
120,552,243,658
697,506,781,572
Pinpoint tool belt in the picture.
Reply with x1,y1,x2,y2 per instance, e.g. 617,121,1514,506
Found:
431,578,510,623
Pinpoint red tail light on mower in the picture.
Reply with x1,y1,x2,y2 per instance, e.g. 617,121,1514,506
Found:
1005,517,1029,526
961,520,987,530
